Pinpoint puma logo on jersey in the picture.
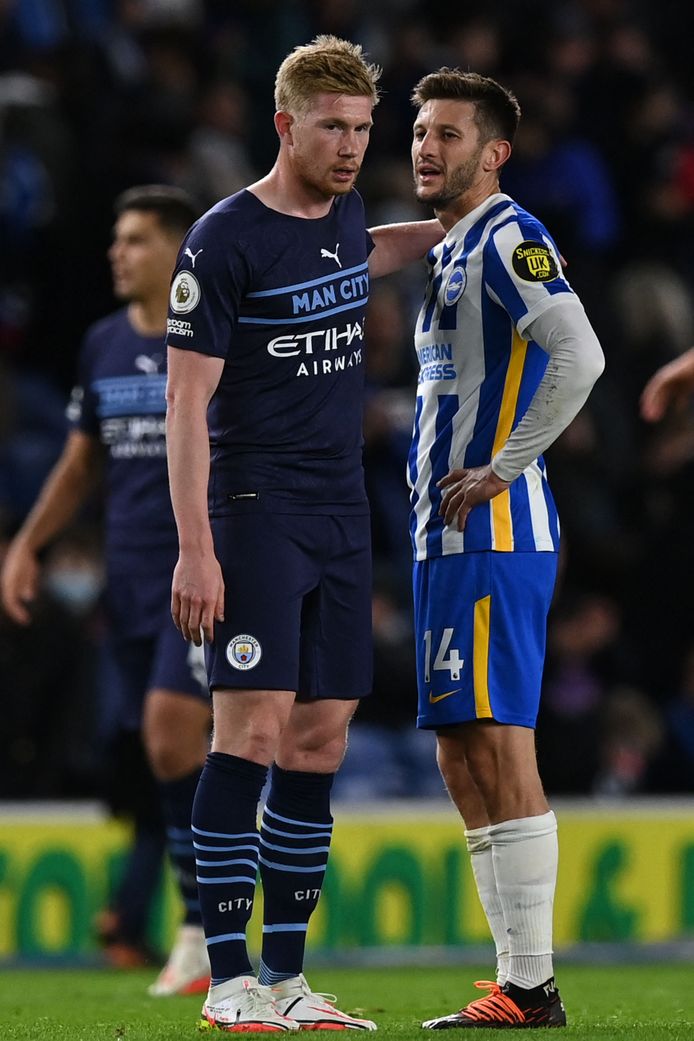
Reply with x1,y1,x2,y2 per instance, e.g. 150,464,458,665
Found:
134,354,162,374
184,247,203,267
320,243,342,268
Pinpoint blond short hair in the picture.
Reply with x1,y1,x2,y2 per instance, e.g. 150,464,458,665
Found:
274,35,381,116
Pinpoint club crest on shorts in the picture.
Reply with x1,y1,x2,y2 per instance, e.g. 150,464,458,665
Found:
226,634,262,670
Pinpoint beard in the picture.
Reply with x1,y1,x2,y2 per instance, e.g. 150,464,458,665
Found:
293,151,357,200
414,146,484,210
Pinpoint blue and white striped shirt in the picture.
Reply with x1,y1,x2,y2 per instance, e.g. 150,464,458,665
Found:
408,193,573,560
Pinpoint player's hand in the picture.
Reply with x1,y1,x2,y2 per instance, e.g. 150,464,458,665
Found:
437,464,510,531
0,539,40,625
171,550,225,646
641,348,694,422
641,365,690,422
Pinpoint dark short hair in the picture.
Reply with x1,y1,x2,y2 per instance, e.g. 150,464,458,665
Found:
114,184,200,237
411,69,521,144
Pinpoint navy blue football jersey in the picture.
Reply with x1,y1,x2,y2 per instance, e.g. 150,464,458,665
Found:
69,309,177,557
166,189,374,515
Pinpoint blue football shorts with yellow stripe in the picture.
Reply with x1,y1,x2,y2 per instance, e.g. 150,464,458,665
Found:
413,551,558,730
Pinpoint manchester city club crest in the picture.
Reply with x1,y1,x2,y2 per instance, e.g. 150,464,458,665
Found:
226,634,262,670
444,267,467,306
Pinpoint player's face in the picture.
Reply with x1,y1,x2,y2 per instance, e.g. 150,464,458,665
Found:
287,93,373,199
108,210,179,302
412,99,488,210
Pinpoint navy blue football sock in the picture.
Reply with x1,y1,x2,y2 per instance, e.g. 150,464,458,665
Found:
258,765,334,985
113,818,166,945
159,768,203,927
193,752,267,983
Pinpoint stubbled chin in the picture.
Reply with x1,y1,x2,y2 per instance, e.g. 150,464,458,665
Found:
329,177,355,195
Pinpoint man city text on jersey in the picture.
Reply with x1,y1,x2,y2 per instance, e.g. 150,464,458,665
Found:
166,189,374,514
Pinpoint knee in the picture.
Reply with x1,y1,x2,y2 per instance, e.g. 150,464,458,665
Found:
281,727,348,774
212,715,285,766
315,730,349,773
142,721,183,781
459,742,494,798
142,705,208,781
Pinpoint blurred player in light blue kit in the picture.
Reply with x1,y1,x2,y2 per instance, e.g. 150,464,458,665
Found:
407,70,604,1029
1,186,212,996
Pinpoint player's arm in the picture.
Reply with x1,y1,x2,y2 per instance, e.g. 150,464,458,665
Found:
1,429,102,624
640,347,694,422
440,299,605,530
166,346,225,646
368,219,444,278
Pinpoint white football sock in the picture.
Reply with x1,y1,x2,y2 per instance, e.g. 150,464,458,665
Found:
489,811,558,990
465,825,509,985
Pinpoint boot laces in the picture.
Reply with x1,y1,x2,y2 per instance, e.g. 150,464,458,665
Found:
458,980,525,1024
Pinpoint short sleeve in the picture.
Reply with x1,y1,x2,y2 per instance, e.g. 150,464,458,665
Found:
166,213,248,358
483,218,574,338
67,334,99,435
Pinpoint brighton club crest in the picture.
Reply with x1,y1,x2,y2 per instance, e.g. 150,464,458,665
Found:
444,266,467,306
226,634,262,671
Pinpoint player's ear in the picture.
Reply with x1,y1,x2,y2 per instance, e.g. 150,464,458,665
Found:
275,110,294,142
483,138,511,172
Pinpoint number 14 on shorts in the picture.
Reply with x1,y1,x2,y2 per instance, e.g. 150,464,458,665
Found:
423,628,463,681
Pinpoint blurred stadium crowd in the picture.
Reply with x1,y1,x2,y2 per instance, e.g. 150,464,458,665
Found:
1,0,694,802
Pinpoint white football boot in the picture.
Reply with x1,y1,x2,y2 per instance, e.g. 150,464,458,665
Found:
272,974,377,1030
148,924,210,996
201,975,299,1032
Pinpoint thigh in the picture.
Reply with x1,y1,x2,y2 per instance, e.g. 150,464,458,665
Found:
208,513,322,693
299,515,373,700
414,551,558,730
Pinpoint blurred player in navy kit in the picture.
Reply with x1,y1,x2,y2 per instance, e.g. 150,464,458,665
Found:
407,71,604,1029
166,35,443,1034
0,186,211,997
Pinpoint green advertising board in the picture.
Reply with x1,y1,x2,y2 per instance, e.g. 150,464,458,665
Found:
1,801,694,960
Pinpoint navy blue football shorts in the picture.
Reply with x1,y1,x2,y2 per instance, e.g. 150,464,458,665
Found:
413,550,558,730
105,614,209,732
104,551,209,731
207,511,373,699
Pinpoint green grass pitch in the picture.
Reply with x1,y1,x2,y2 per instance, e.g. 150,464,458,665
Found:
1,963,693,1039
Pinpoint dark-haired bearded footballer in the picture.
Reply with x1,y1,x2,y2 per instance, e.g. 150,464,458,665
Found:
408,69,604,1030
165,35,443,1035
